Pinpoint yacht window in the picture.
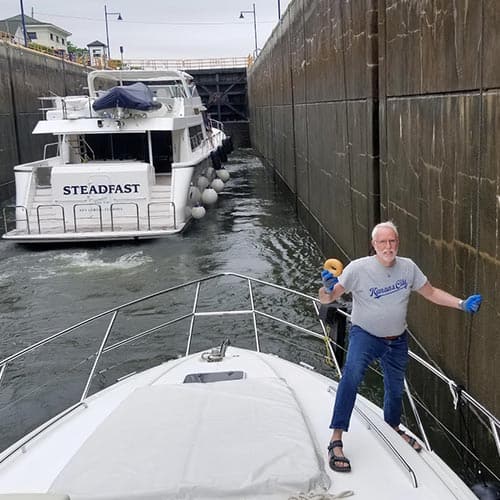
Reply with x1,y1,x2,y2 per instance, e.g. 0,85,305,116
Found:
84,133,148,162
183,371,245,383
124,81,187,98
189,125,204,150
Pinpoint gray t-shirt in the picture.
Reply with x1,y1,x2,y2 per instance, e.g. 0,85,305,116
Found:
338,255,428,337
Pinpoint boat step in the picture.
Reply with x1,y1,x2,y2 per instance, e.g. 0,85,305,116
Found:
152,184,171,191
33,194,54,202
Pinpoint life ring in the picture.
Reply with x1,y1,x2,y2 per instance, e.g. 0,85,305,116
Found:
323,258,344,277
210,151,222,170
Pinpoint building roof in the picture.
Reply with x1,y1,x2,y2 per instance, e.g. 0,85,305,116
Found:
0,14,72,36
87,40,107,47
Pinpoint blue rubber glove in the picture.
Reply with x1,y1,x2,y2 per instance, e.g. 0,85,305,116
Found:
461,294,482,313
321,269,338,292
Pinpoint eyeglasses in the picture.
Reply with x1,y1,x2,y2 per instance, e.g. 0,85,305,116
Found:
374,239,398,246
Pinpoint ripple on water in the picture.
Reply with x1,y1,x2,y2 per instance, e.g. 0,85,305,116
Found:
18,250,154,280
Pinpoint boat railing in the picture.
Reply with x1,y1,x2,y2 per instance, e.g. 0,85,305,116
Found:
3,200,178,235
110,203,139,231
73,204,104,232
2,206,30,234
77,138,96,163
43,142,60,160
39,96,97,120
329,308,500,456
37,204,66,233
147,201,176,230
0,273,498,474
209,118,225,133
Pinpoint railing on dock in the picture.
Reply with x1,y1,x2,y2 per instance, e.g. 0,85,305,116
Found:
123,57,252,71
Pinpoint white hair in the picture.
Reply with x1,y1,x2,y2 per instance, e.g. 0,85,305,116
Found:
371,221,399,240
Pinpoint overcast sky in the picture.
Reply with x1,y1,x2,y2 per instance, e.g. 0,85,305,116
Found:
1,0,293,59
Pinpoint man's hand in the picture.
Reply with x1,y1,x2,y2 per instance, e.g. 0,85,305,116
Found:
460,294,482,313
321,269,338,292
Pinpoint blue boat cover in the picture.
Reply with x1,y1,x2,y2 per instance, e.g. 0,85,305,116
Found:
93,82,160,111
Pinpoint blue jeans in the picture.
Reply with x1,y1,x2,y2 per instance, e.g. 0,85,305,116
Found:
330,325,408,431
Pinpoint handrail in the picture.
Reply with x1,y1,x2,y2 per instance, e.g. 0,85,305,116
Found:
80,311,118,401
36,204,66,233
209,118,225,133
2,206,30,234
5,200,179,236
0,271,498,464
43,143,59,160
73,204,103,233
110,203,140,231
79,137,96,161
353,403,418,487
147,201,176,230
123,57,250,70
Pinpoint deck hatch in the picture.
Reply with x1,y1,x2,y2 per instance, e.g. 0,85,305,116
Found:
183,370,245,383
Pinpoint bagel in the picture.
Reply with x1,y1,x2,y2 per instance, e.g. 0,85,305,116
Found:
323,258,344,277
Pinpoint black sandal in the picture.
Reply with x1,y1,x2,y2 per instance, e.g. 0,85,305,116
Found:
397,429,422,453
327,440,352,472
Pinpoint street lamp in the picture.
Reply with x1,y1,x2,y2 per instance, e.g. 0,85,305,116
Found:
19,0,28,46
104,5,123,61
239,3,258,58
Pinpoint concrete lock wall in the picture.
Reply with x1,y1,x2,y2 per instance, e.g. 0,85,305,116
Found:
0,41,89,201
248,0,499,422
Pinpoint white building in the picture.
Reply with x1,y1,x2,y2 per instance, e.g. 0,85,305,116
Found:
87,40,107,67
0,14,71,54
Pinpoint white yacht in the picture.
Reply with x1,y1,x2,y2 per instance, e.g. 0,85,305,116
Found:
0,273,497,500
2,70,232,243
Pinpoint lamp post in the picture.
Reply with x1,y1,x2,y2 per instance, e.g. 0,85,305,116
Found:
104,5,122,61
239,3,258,59
278,0,281,19
19,0,28,46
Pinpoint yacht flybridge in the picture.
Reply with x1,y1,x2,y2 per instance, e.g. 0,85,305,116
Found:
2,70,232,243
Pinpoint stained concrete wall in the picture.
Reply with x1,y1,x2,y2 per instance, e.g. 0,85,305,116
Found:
248,0,499,421
0,41,89,201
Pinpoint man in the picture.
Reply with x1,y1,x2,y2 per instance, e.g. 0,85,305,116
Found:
319,221,482,473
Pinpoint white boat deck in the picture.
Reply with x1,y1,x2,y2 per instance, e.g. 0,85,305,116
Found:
0,273,491,499
0,347,477,499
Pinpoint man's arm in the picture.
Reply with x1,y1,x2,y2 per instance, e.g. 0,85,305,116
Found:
319,283,346,304
417,282,462,309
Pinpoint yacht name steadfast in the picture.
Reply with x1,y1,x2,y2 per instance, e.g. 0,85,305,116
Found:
63,183,141,195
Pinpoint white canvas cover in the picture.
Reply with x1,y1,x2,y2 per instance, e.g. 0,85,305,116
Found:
49,378,330,499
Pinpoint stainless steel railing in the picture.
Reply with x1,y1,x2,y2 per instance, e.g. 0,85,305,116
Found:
2,200,177,235
0,272,498,468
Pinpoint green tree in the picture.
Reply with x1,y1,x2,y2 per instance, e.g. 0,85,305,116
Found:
67,41,88,58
